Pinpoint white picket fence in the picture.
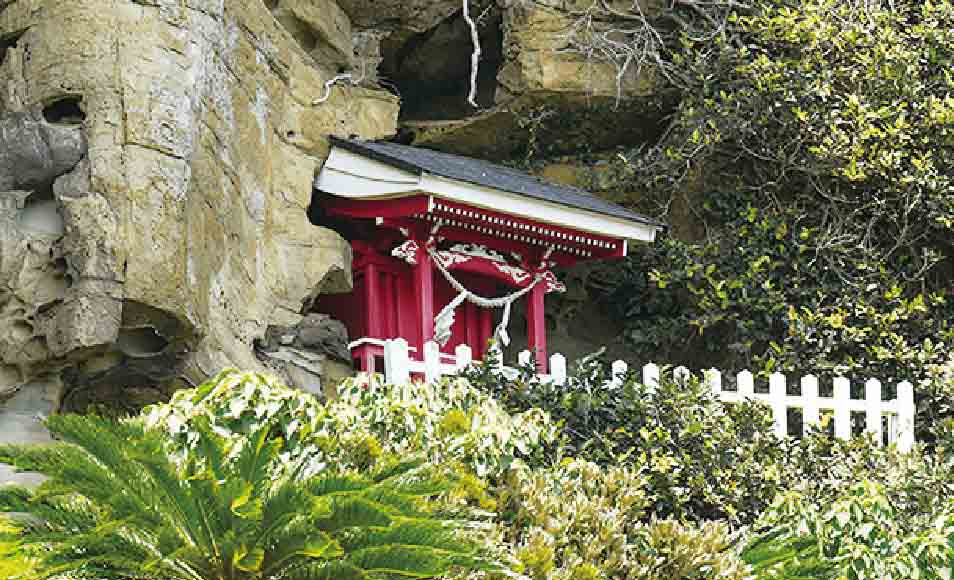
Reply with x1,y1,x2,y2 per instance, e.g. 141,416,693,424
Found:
372,338,917,452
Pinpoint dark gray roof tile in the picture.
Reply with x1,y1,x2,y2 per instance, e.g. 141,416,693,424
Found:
326,136,664,228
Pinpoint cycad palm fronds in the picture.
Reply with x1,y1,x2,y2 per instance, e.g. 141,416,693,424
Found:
0,413,495,580
742,528,836,580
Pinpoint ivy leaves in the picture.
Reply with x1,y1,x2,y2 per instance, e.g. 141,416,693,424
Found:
607,0,954,441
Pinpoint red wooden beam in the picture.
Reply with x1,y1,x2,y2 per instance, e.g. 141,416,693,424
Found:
382,272,397,338
375,218,582,269
324,195,431,219
431,199,626,259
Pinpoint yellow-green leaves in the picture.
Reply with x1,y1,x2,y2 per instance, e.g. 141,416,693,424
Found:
233,544,265,572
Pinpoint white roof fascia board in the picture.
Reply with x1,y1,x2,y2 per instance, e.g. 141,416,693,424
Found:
317,148,423,197
316,146,660,242
421,174,659,242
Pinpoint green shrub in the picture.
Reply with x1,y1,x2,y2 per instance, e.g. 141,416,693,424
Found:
145,370,556,482
459,459,748,580
606,0,954,441
0,412,494,580
464,359,784,524
744,481,954,579
500,459,649,578
330,376,557,478
780,431,954,531
0,521,36,580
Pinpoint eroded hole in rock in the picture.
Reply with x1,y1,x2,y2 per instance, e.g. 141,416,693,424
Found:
0,365,22,390
381,7,503,121
60,368,179,415
51,256,73,290
0,30,25,67
18,188,64,236
117,327,170,358
11,321,33,342
42,96,86,125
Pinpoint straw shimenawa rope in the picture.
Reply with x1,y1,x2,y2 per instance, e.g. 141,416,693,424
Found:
428,248,543,347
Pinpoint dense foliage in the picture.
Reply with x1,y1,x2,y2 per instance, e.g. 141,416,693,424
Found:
594,0,954,439
745,482,954,579
0,391,493,580
464,358,782,524
0,521,35,579
487,459,748,580
146,370,556,481
4,366,954,579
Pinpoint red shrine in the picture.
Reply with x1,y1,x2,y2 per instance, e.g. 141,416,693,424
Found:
314,137,664,373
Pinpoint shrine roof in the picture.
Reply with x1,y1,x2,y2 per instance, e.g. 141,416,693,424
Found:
324,137,664,229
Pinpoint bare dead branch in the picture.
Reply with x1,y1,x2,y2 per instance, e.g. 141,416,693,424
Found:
463,0,482,108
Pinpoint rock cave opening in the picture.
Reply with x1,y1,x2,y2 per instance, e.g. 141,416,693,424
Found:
0,29,24,68
380,7,503,122
18,187,65,237
117,327,171,358
42,96,86,126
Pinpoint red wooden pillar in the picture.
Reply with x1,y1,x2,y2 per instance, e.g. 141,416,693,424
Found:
527,282,547,372
364,262,381,338
479,309,494,358
382,272,396,337
465,302,480,353
414,248,435,350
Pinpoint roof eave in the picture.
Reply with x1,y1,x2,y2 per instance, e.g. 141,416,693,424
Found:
317,142,665,242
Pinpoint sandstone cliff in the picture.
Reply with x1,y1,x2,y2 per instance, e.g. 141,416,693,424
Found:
0,0,668,483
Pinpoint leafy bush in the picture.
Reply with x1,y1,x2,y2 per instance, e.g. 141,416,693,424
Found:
330,376,557,478
0,413,493,580
780,432,954,529
744,482,954,579
464,459,748,580
146,369,556,481
498,459,649,578
606,0,954,440
464,359,784,524
0,521,36,580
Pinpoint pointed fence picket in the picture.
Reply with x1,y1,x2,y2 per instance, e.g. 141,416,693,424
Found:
374,338,917,452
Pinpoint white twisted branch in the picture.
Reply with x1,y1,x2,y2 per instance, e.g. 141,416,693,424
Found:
463,0,482,108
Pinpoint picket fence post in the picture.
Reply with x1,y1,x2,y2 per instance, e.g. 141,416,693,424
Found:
769,372,787,438
550,353,567,385
642,363,660,389
801,374,819,435
706,368,722,396
673,366,690,385
518,350,533,368
423,341,441,383
455,344,472,370
897,380,916,453
833,377,851,440
610,360,628,388
384,338,410,385
737,370,754,399
865,378,883,445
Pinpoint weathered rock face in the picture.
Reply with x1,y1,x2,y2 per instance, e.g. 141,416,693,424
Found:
256,313,352,399
0,0,399,483
0,111,87,191
389,0,671,159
